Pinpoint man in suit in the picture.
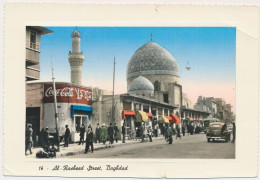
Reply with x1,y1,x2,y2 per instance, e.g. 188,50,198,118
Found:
122,123,126,143
78,124,85,145
64,125,70,147
113,123,119,143
108,123,114,144
84,126,94,154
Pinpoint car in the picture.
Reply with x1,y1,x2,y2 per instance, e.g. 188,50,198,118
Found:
206,122,231,142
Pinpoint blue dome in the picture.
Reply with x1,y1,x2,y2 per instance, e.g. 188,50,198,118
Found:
128,75,154,95
127,41,180,80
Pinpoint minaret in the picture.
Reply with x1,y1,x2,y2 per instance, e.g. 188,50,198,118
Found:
68,28,84,85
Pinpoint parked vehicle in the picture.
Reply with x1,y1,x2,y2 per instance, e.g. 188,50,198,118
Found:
206,122,231,142
203,118,221,133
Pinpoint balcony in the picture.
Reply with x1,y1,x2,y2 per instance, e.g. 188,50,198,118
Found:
26,48,40,66
26,68,40,81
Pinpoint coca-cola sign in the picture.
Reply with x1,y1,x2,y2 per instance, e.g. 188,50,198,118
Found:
44,84,92,105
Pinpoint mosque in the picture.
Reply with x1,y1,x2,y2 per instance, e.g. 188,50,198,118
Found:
91,33,210,136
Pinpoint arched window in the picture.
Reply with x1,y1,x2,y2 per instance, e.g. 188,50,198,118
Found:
154,81,160,91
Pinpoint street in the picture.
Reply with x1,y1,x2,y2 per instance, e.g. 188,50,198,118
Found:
64,134,235,159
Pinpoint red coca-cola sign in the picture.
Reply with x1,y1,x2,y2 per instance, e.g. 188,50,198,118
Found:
44,84,92,105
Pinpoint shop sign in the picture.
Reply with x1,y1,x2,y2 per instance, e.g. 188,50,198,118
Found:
44,84,92,105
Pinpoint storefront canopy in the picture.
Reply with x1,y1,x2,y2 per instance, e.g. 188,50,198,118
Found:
185,116,193,121
170,115,181,123
135,111,148,122
122,110,135,119
203,118,221,122
166,116,173,123
146,113,152,117
195,118,199,121
71,105,92,119
159,116,169,124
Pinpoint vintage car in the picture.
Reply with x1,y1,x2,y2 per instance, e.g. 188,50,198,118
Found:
206,122,231,142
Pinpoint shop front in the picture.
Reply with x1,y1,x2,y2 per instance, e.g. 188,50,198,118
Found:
43,82,92,142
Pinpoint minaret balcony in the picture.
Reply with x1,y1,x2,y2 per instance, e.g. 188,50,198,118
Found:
68,53,84,60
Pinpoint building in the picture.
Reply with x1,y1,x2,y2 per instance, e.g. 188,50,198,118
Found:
26,81,92,143
26,28,90,144
26,26,53,81
91,40,210,136
215,98,234,124
68,29,84,85
194,96,217,118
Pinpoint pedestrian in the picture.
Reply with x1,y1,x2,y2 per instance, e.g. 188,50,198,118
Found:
78,124,85,145
84,126,94,154
164,124,169,140
147,126,152,142
154,123,158,138
108,123,114,144
140,123,145,142
182,125,186,136
136,126,140,140
167,126,173,144
232,122,236,143
114,123,119,143
25,124,33,155
162,123,166,137
64,125,70,147
122,123,126,143
42,127,50,150
95,123,101,143
101,123,108,145
39,128,44,147
176,124,181,139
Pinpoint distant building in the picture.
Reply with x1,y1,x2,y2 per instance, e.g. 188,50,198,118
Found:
26,26,53,81
194,96,217,118
215,98,234,124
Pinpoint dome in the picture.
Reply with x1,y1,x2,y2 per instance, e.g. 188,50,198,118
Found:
128,75,154,94
127,41,180,79
71,29,81,38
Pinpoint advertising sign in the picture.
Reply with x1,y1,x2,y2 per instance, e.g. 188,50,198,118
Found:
44,84,92,105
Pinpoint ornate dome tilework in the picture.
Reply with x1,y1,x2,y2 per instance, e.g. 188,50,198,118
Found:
128,75,154,94
127,41,180,79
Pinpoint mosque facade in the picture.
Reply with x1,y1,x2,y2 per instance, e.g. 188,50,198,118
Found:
91,40,210,137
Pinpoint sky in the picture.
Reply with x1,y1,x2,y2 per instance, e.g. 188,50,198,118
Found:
40,27,236,113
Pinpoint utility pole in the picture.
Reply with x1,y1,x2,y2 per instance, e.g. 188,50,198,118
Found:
51,56,60,152
112,56,116,123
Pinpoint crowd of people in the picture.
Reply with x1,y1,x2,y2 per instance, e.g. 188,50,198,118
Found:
27,120,236,157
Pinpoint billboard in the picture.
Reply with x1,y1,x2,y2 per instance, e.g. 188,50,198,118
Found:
44,84,92,105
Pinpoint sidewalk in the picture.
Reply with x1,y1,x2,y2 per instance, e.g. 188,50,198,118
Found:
26,136,164,158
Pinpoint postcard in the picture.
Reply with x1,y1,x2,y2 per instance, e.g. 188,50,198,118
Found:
3,3,259,179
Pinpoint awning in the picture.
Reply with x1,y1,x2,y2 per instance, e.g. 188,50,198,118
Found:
170,115,181,123
195,118,199,121
146,113,152,117
159,116,169,124
71,105,92,119
135,111,148,122
166,116,174,124
185,116,193,121
203,118,221,122
122,110,135,119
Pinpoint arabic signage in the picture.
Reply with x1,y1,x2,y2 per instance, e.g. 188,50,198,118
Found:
44,84,92,105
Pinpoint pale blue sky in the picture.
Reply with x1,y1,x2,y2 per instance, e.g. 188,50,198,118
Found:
40,27,235,107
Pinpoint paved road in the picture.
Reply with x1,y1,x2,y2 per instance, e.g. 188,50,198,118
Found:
65,134,235,159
